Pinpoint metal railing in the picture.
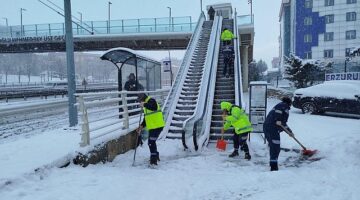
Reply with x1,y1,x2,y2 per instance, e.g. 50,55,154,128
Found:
76,89,169,147
237,14,254,26
0,16,195,39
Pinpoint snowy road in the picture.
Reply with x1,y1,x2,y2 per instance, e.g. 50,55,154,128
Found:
0,99,359,200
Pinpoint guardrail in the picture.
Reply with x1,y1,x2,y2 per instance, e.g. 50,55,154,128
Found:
76,89,169,147
0,86,117,102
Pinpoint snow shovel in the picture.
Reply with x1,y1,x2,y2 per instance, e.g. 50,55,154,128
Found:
279,124,317,157
216,128,227,151
132,111,143,166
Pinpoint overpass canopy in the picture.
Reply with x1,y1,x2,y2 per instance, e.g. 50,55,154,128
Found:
100,47,162,91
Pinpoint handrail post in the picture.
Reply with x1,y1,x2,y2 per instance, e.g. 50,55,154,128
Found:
121,93,129,129
78,96,90,147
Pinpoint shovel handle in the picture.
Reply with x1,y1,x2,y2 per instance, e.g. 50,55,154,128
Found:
278,124,307,151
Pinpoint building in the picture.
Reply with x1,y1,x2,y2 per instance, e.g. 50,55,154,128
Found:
279,0,360,72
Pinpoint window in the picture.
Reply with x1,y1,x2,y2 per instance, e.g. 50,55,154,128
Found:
325,0,334,6
304,34,312,43
324,32,334,41
346,12,357,21
347,0,357,4
324,50,333,58
305,0,313,8
305,52,312,59
345,48,354,57
304,17,313,25
346,30,356,39
325,14,334,24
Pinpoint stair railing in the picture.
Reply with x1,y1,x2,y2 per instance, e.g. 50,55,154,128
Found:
159,12,206,139
181,15,222,151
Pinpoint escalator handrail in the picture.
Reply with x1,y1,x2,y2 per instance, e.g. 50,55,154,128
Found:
159,12,206,139
233,11,245,108
181,16,222,151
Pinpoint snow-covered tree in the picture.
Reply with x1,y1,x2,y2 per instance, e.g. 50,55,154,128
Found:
284,54,325,88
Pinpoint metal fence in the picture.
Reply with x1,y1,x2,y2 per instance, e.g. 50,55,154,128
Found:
76,89,169,147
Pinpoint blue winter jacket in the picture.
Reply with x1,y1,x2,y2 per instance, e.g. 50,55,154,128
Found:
264,102,291,132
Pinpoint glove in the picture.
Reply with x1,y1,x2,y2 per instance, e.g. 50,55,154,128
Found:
137,135,143,147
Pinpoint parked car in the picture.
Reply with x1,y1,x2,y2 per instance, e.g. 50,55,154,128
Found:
292,81,360,115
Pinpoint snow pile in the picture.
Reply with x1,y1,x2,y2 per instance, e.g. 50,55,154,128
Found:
0,99,359,200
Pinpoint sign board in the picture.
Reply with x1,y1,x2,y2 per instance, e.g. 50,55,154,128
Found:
325,72,360,81
162,60,171,72
249,82,267,133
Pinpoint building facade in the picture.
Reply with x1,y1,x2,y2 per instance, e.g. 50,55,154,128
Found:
279,0,360,72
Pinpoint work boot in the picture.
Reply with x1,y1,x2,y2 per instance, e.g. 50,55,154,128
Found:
270,163,278,171
228,150,239,158
244,153,251,160
156,152,160,162
150,157,158,166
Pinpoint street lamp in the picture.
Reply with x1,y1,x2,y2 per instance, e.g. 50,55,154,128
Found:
77,12,82,34
108,1,112,34
345,57,351,73
77,12,82,24
20,8,27,36
167,6,172,31
2,17,8,27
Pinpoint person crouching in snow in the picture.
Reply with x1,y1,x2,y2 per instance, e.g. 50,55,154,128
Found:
220,101,252,160
136,93,165,166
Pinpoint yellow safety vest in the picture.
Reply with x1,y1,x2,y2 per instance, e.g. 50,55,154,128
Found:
143,96,165,130
229,106,253,135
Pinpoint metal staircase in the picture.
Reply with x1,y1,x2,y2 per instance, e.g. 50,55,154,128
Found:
209,19,236,142
166,21,213,139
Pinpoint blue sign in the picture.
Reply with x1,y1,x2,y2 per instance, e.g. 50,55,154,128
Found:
325,72,360,81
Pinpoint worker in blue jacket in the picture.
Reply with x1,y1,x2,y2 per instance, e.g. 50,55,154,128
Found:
263,96,294,171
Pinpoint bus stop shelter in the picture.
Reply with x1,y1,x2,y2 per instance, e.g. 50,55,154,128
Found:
100,47,162,92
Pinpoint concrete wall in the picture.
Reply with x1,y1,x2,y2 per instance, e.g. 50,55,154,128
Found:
73,130,138,167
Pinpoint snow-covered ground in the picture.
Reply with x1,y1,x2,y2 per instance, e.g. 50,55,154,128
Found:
0,98,359,200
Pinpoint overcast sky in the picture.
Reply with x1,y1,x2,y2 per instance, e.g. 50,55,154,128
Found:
0,0,281,66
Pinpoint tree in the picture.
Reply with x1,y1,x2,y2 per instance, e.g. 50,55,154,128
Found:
248,59,268,82
284,54,324,88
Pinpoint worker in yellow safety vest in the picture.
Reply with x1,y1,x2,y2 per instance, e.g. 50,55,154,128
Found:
220,28,236,46
221,101,252,160
136,93,165,166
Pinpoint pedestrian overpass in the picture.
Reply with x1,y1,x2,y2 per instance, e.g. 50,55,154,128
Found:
0,15,253,55
0,16,194,53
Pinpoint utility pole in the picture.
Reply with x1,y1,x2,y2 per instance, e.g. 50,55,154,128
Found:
77,11,82,34
108,1,112,34
167,7,172,31
200,0,203,13
64,0,78,126
20,8,26,36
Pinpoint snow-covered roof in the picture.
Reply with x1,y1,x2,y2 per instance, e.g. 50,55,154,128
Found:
100,47,161,65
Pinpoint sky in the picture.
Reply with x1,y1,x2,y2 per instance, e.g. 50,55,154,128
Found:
0,0,282,66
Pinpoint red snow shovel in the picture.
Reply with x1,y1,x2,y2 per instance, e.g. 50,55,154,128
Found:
216,128,227,151
279,124,317,157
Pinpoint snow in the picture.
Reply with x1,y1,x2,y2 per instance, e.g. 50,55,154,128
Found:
1,98,360,199
294,81,360,99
